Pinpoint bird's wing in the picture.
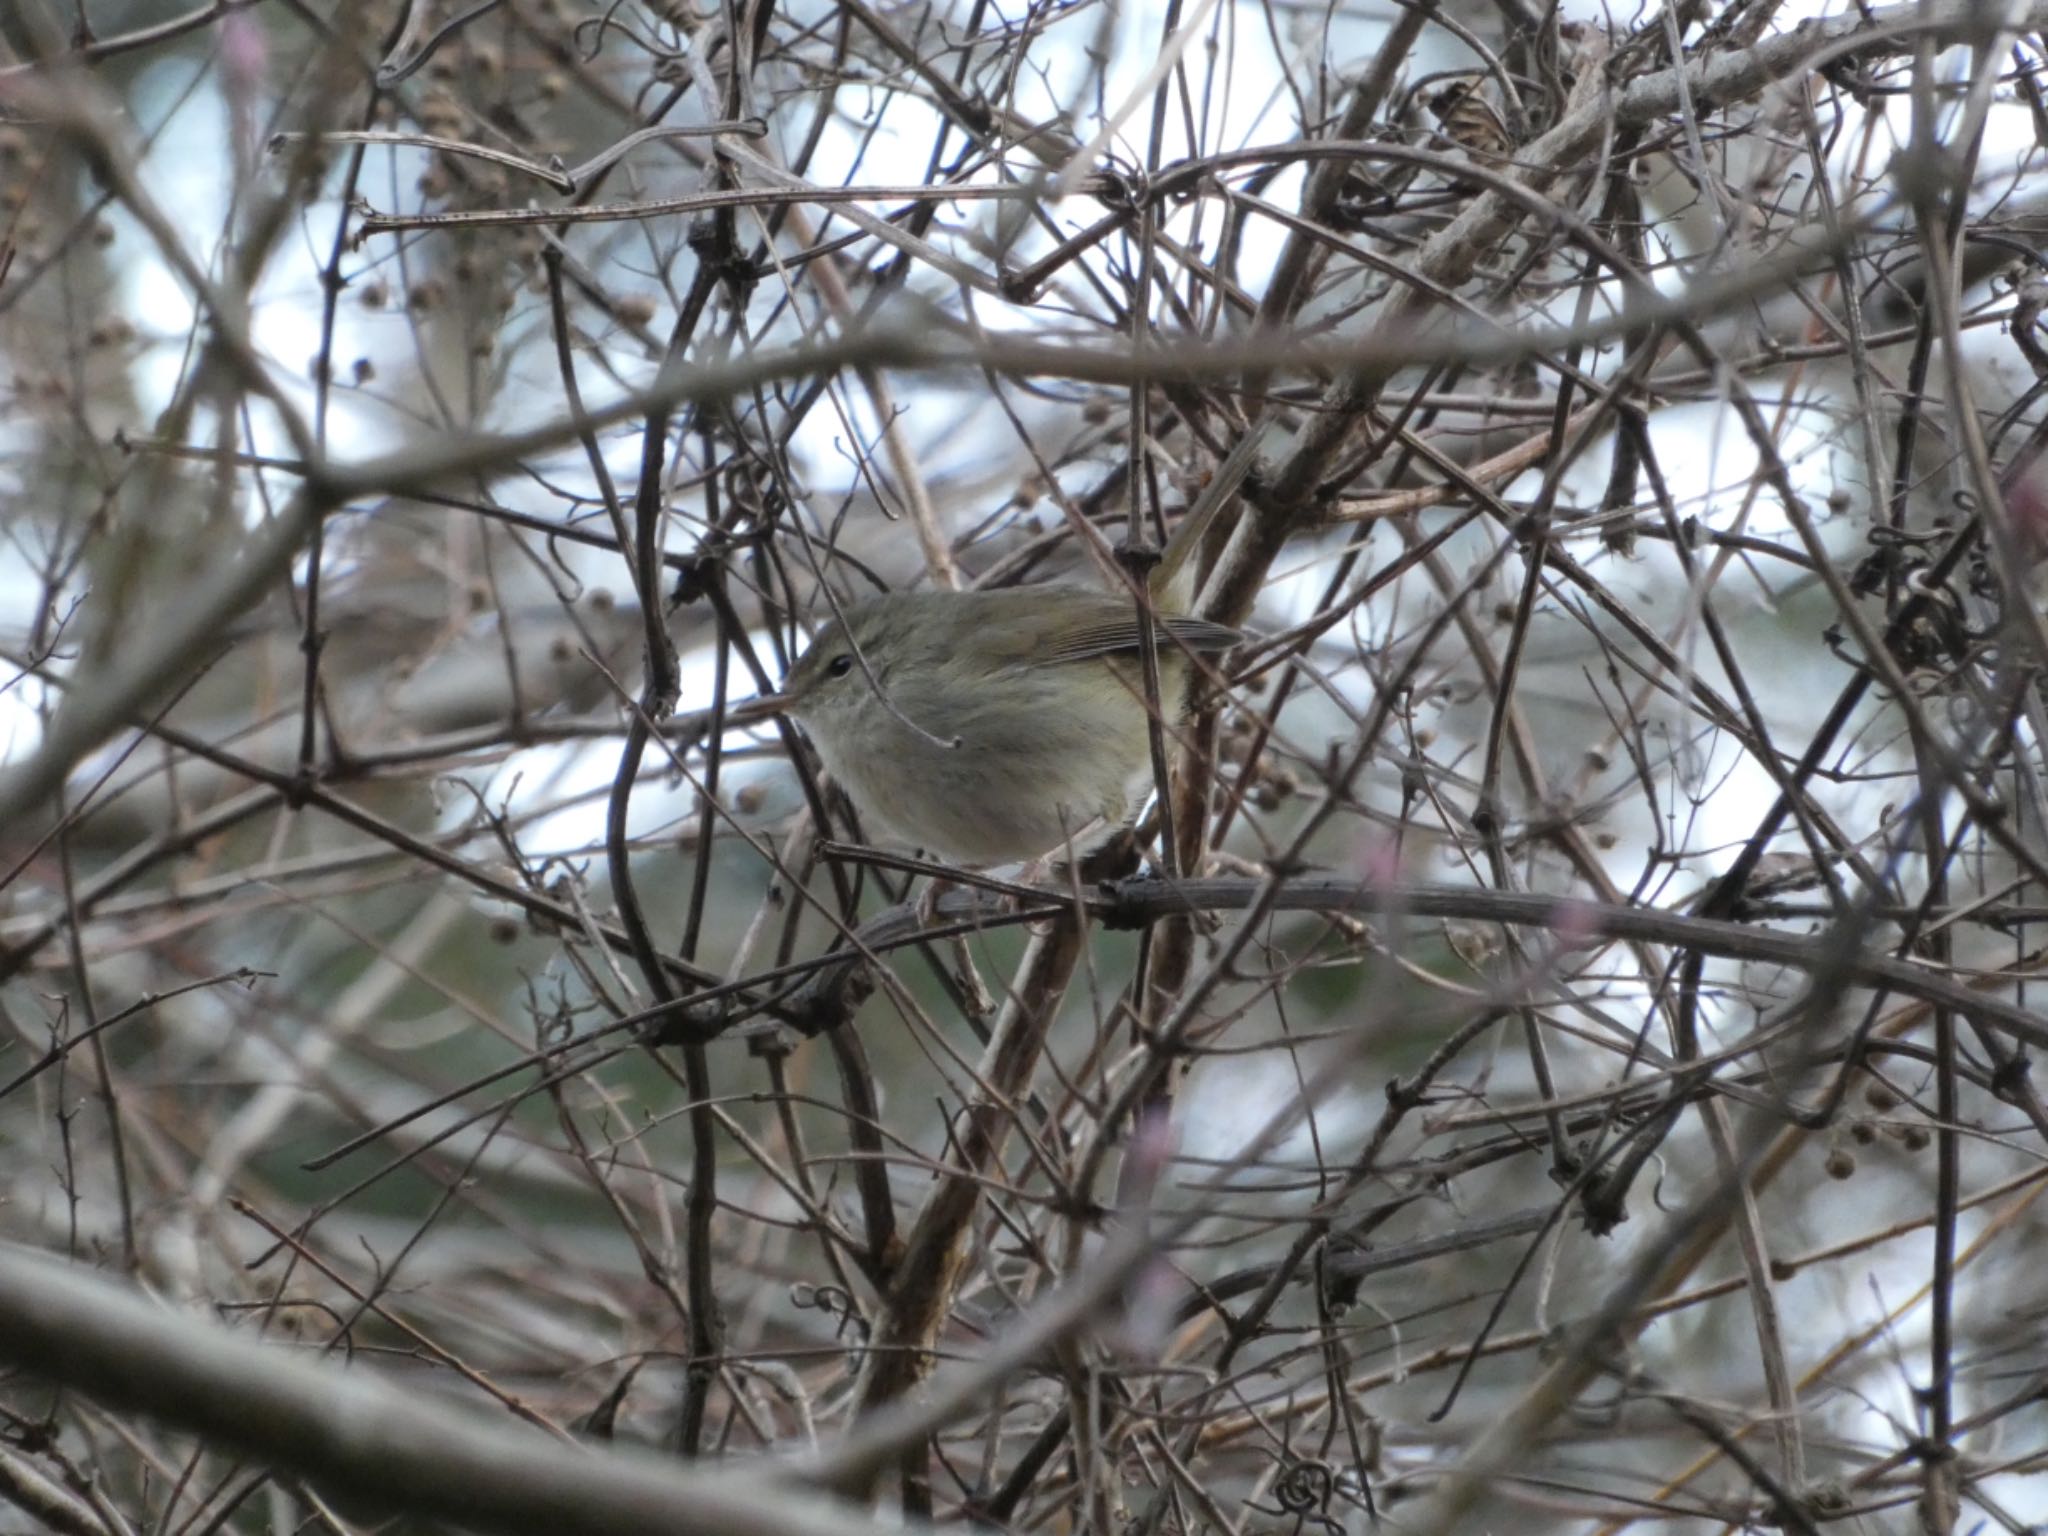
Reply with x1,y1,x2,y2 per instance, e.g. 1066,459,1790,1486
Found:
1033,613,1242,666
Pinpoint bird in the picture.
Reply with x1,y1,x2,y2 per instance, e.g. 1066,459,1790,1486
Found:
757,587,1240,866
737,496,1242,868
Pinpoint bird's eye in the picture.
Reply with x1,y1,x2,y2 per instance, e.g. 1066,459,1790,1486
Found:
826,653,854,678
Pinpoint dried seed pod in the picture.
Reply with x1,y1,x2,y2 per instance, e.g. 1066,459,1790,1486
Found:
1427,80,1514,160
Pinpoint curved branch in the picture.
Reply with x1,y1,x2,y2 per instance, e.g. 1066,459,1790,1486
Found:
0,1244,892,1536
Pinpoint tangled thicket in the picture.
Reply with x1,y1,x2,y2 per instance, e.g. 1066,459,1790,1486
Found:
4,0,2048,1531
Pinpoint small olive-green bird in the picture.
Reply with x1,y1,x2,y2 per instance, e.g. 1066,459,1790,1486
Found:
747,502,1240,866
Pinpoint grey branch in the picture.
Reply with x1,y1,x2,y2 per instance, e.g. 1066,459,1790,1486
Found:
0,1244,894,1536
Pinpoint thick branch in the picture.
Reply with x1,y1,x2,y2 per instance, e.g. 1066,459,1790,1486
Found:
0,1244,890,1536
